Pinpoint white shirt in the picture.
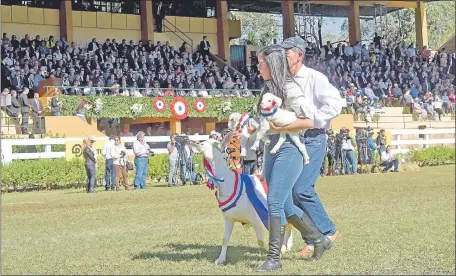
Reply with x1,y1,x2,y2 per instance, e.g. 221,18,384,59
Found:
133,139,150,157
293,66,343,129
381,151,394,162
102,140,115,159
342,139,355,151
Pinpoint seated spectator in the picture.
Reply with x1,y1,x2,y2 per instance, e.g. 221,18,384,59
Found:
380,146,399,173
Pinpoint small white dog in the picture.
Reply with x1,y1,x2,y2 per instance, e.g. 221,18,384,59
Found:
251,93,310,165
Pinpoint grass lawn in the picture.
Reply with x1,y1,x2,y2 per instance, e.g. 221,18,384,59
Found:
1,165,455,275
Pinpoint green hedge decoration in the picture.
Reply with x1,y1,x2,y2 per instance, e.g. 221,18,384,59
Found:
1,153,206,190
60,95,258,120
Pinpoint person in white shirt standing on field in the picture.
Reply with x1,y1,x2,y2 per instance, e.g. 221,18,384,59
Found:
380,145,399,173
279,37,342,258
132,131,151,189
102,136,116,191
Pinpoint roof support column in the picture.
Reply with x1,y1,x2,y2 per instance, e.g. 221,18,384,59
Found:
282,0,295,40
216,0,230,62
348,0,361,45
415,2,428,50
59,0,73,42
140,0,155,42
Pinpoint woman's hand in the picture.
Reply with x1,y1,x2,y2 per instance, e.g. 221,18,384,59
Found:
267,120,282,132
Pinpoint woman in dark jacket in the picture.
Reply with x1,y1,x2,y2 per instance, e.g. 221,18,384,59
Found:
83,136,97,193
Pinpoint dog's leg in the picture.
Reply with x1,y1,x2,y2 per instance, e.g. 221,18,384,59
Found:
270,133,286,155
290,133,310,165
215,217,234,265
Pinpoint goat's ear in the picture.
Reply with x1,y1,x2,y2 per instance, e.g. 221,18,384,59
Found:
274,96,283,108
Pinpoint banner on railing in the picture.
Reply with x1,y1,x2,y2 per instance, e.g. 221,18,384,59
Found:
65,140,104,161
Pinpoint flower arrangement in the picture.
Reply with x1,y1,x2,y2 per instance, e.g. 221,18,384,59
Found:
217,101,232,121
130,103,144,117
93,98,103,114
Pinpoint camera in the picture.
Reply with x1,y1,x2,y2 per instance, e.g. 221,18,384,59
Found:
225,148,236,155
120,150,127,157
148,149,156,156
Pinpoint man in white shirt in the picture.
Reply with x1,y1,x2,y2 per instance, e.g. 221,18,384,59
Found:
102,136,116,191
280,37,342,256
341,133,357,174
167,133,180,187
132,131,151,189
380,145,399,172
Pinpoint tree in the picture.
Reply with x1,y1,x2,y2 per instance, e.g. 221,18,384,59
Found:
230,12,279,46
340,1,455,49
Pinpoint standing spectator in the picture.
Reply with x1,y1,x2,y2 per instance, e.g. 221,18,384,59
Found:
112,136,129,191
376,129,387,154
50,90,62,116
199,36,211,57
102,136,116,191
132,131,150,189
380,145,399,173
342,134,357,175
167,133,179,187
19,88,30,134
30,91,44,134
155,1,165,33
83,136,97,193
367,131,377,164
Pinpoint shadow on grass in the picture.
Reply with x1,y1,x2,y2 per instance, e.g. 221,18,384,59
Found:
132,242,264,264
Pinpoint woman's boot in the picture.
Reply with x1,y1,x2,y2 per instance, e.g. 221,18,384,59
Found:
256,216,285,272
287,214,333,261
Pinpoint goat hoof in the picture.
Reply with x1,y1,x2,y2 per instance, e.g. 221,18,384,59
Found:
215,258,226,265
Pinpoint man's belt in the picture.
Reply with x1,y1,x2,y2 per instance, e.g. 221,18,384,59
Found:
304,128,325,138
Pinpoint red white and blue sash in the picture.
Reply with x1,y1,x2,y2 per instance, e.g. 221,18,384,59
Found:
204,156,269,229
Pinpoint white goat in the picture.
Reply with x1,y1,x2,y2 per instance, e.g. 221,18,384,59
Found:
251,93,310,165
191,134,293,265
227,112,259,157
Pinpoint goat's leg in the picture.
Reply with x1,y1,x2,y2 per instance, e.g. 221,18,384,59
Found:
245,211,268,252
215,217,234,265
240,129,249,157
290,133,310,165
270,133,286,155
281,224,294,253
250,118,269,152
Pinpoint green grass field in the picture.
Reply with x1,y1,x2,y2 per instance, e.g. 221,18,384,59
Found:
2,166,455,275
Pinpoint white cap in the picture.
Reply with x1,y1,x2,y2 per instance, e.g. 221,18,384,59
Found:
89,136,96,141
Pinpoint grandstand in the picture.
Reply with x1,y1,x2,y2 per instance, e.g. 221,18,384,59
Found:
0,0,454,155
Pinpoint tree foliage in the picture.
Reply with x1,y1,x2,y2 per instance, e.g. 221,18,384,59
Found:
339,1,454,49
230,12,279,46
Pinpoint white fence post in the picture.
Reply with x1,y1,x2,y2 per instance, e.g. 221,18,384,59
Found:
396,134,401,151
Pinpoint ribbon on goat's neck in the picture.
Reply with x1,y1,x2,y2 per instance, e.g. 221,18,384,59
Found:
260,101,278,117
238,113,252,130
204,157,224,190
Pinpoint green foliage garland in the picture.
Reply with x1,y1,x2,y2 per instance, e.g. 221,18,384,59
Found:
60,95,258,120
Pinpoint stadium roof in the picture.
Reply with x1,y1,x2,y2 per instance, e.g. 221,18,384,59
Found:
227,0,438,17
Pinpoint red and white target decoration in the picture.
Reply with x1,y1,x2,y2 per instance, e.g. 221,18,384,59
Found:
170,97,189,120
193,99,206,113
154,97,166,112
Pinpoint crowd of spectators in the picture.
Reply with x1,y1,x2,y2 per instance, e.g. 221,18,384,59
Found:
1,32,455,122
283,37,456,120
1,33,262,101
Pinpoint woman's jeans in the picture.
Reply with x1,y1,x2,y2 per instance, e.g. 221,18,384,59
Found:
134,157,149,189
263,134,304,226
344,150,357,174
85,164,96,192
